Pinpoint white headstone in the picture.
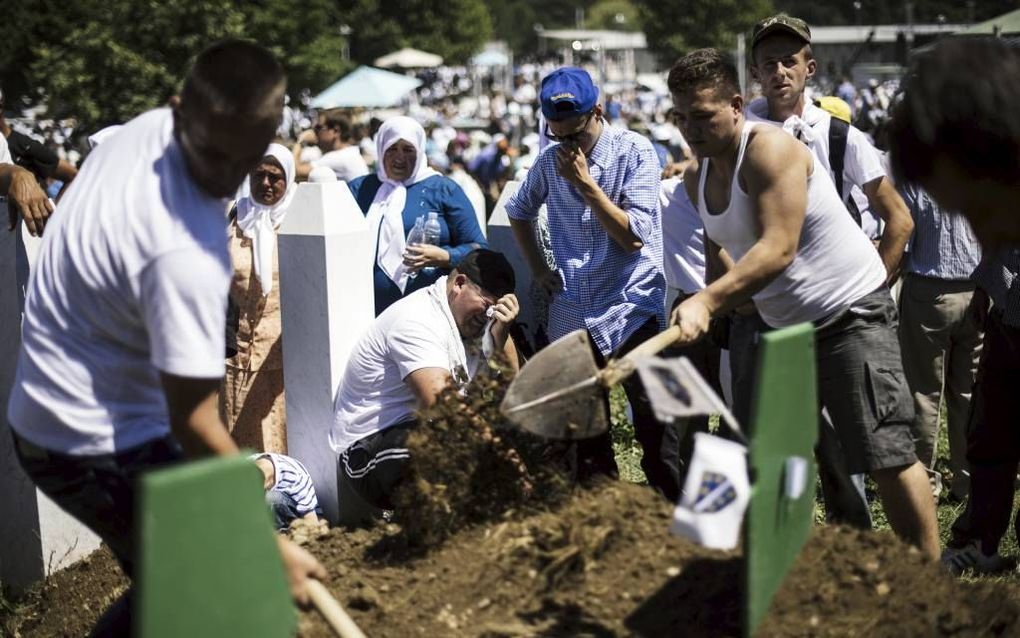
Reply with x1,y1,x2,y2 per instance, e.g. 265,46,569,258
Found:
0,220,100,591
487,180,552,354
277,182,374,523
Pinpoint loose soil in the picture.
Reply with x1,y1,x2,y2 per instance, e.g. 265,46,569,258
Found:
5,364,1020,637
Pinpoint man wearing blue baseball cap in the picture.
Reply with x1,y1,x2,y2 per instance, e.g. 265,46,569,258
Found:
505,67,675,501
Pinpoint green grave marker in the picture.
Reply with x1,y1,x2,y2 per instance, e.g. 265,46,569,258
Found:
136,454,295,638
743,323,818,637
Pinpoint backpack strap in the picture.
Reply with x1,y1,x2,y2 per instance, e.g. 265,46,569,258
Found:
826,116,862,226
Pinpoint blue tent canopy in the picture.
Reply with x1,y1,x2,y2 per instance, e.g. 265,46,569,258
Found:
311,66,422,109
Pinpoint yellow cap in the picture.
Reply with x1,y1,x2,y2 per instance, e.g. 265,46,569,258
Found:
814,96,852,124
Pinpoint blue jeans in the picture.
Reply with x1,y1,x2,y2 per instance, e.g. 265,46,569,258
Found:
12,430,183,637
266,490,304,530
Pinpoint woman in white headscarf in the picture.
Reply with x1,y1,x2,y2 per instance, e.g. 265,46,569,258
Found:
348,116,487,315
221,143,295,453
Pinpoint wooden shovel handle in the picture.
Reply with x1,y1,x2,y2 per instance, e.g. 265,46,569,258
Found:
307,579,368,638
599,325,683,387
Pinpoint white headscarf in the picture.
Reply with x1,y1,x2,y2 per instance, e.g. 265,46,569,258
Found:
235,143,296,296
366,116,439,293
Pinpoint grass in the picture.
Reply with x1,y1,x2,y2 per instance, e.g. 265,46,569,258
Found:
608,386,1020,585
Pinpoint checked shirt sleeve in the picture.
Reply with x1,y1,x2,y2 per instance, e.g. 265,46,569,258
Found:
505,153,550,222
619,140,661,245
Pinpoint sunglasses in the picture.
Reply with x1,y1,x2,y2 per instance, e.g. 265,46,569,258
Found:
544,110,595,144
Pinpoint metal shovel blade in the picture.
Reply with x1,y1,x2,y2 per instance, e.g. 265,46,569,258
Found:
500,329,609,439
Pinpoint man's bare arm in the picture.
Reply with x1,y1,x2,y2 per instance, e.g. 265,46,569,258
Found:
1,164,54,236
160,373,239,457
406,367,451,409
863,175,913,282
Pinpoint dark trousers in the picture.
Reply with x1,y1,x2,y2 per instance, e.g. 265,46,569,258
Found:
337,420,415,514
12,431,183,637
662,292,724,490
951,310,1020,553
729,309,874,529
576,316,685,503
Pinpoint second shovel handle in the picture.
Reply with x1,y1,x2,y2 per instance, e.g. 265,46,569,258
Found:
307,579,367,638
598,325,683,387
624,324,683,360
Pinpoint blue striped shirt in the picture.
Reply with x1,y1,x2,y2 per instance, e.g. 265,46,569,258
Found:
505,123,665,356
253,453,320,516
900,184,982,281
973,246,1020,328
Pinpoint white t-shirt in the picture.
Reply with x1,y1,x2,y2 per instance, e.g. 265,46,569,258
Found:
746,98,886,203
7,108,231,455
312,146,369,183
660,176,706,295
330,281,465,453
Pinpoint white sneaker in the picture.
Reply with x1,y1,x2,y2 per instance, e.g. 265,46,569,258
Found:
941,541,1005,575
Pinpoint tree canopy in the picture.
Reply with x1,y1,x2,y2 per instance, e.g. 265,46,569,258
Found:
3,0,491,130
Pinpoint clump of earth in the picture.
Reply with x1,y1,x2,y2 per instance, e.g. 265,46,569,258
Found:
5,363,1020,637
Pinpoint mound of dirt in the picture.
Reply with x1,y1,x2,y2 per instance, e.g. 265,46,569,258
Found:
7,362,1020,637
2,547,126,638
389,358,571,548
293,481,1020,638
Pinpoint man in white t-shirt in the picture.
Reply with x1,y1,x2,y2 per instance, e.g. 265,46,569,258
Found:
746,14,912,279
668,48,940,561
6,41,324,634
292,109,369,183
332,249,519,516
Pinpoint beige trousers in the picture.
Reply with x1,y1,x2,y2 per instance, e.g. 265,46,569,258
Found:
898,274,982,497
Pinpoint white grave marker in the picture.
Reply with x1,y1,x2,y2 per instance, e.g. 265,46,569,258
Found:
278,181,374,523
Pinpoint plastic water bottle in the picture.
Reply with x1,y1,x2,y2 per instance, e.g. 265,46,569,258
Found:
420,212,442,278
423,212,442,245
405,216,426,279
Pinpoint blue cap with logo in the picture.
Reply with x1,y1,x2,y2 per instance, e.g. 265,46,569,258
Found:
540,67,598,121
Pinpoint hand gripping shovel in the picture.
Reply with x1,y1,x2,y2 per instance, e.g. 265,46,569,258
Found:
501,325,743,440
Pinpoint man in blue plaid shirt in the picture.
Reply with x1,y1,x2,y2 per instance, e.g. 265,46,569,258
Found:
506,68,676,500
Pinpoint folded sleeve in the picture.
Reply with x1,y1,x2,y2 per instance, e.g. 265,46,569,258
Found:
440,178,488,267
140,246,231,378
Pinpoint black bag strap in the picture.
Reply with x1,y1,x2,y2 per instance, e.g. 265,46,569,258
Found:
826,117,862,226
828,117,848,200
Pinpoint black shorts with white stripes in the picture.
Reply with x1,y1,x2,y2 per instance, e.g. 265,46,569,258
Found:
338,419,416,510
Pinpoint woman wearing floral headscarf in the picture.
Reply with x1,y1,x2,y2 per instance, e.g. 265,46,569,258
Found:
348,116,487,315
221,143,295,453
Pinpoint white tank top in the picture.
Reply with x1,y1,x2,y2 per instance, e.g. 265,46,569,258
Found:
697,122,886,328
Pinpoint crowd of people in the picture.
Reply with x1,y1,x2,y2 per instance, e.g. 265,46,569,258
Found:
1,12,1019,636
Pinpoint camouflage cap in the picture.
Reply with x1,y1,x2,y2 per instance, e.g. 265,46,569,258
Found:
751,14,811,50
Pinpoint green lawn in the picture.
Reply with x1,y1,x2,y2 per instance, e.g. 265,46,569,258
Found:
608,386,1020,584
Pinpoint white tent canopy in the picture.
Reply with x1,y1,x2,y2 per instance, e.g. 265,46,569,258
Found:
311,66,422,109
374,47,443,69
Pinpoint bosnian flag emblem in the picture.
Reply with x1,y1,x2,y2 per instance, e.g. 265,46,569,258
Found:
693,471,738,513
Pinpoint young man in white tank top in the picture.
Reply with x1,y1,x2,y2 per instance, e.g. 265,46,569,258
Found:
666,48,940,561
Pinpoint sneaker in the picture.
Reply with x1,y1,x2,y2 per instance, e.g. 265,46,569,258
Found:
941,541,1005,575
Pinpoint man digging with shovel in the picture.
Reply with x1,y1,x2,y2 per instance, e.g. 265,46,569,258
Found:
6,40,326,635
665,49,940,560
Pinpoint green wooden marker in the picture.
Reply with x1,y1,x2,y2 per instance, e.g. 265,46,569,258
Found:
743,323,818,637
137,454,295,638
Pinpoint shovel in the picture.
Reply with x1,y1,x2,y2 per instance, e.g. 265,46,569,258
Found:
500,325,689,439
